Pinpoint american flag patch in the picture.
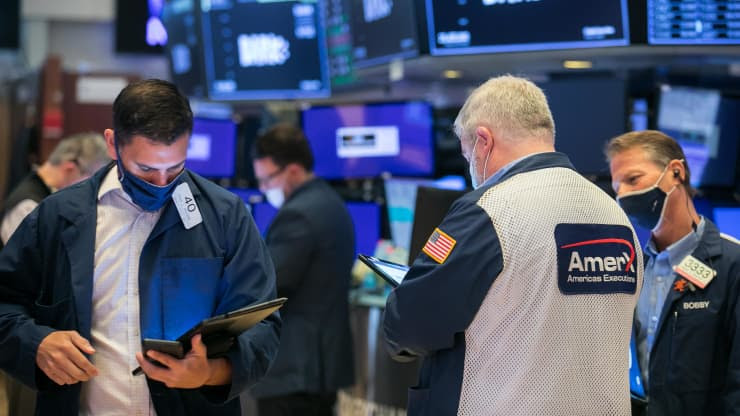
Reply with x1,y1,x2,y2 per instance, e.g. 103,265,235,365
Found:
422,228,457,264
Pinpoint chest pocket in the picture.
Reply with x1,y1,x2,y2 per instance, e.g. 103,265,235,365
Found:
667,301,721,392
160,257,223,340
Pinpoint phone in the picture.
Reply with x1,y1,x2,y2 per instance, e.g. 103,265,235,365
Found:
142,338,185,358
132,339,186,376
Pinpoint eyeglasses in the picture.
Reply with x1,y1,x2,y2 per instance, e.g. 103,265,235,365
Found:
256,166,285,187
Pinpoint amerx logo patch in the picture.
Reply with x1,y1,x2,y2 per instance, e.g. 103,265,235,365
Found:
555,223,638,295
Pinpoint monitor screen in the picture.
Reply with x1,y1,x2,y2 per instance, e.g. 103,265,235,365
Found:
199,0,330,100
162,0,206,97
349,0,420,67
302,101,434,179
714,207,740,239
0,0,19,50
347,202,381,258
186,118,237,178
384,177,466,260
648,0,740,44
543,78,627,175
425,0,629,55
657,86,739,188
116,0,166,54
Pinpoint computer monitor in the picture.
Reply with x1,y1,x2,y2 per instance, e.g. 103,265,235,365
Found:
648,0,740,45
657,86,739,188
186,117,237,178
425,0,629,56
302,101,434,179
384,177,466,261
408,186,465,265
347,202,381,258
714,207,740,239
199,0,330,100
116,0,165,54
349,0,421,67
542,77,627,175
0,0,19,50
162,0,206,97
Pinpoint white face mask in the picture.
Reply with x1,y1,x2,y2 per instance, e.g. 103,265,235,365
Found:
265,187,285,209
468,137,491,190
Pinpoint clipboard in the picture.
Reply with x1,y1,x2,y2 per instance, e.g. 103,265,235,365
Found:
358,254,409,288
132,297,286,375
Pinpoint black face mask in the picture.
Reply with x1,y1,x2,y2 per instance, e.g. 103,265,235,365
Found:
617,167,674,230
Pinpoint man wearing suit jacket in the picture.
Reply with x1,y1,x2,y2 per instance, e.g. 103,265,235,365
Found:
251,124,355,416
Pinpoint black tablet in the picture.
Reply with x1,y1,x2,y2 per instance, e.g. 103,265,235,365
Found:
358,254,409,287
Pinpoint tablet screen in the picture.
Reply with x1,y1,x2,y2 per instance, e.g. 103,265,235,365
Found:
359,254,409,287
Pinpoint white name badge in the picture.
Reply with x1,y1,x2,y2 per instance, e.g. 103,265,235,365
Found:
172,183,203,229
674,255,717,289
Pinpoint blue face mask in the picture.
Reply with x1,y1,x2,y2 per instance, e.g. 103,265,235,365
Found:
115,140,184,211
617,166,675,230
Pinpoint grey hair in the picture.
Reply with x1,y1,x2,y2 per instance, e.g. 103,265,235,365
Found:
48,132,110,175
454,75,555,144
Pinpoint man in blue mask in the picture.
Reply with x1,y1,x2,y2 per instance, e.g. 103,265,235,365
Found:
0,79,281,415
607,130,740,416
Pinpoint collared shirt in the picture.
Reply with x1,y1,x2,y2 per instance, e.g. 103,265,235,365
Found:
636,217,706,386
79,166,160,416
480,152,548,188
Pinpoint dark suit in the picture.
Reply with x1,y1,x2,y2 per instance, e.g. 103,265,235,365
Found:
252,178,355,413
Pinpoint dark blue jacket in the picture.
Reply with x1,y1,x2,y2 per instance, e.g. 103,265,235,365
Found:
0,165,281,416
251,178,355,398
642,221,740,415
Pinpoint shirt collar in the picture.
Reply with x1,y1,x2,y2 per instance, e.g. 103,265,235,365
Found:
98,165,125,201
480,152,549,188
646,216,706,267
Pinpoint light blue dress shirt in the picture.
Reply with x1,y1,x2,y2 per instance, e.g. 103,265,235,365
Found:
636,217,705,386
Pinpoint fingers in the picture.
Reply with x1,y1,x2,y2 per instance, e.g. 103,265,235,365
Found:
190,334,206,355
36,331,98,385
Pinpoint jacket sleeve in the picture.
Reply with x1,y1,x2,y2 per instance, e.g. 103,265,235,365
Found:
206,200,281,402
0,208,56,389
383,198,503,358
723,248,740,414
264,208,314,298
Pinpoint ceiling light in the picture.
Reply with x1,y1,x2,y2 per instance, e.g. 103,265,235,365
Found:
443,70,463,79
563,60,593,70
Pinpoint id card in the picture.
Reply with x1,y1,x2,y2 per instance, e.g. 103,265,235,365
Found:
674,255,716,289
172,183,203,229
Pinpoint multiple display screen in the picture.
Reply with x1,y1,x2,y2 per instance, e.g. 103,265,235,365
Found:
648,0,740,44
302,102,434,179
162,0,206,97
349,0,421,67
199,0,330,100
425,0,629,55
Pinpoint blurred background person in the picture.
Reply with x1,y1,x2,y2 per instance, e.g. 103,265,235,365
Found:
251,124,355,416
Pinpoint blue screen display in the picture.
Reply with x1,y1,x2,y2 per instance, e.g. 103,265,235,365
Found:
186,118,237,178
302,102,434,179
714,207,740,239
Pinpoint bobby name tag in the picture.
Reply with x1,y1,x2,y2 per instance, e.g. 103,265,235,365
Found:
674,255,716,289
172,183,203,229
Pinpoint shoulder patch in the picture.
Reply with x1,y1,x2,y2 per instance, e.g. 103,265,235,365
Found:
422,228,457,264
555,223,638,295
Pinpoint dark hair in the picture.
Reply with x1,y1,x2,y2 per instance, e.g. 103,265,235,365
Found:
605,130,696,197
112,79,193,146
253,124,314,171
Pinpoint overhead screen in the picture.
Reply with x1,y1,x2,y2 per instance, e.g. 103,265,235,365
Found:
186,117,237,178
116,0,166,54
162,0,206,97
199,0,330,100
648,0,740,44
302,101,434,179
425,0,629,55
657,86,740,188
0,0,20,50
349,0,421,67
